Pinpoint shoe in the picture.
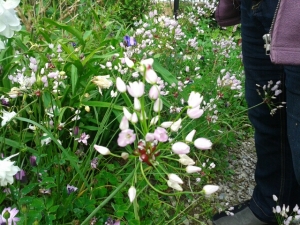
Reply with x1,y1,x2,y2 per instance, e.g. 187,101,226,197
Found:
212,200,277,225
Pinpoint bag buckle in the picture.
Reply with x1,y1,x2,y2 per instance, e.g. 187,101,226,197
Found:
263,34,271,55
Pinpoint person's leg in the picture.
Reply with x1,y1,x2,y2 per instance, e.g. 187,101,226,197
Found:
285,65,300,202
213,0,300,224
243,0,300,221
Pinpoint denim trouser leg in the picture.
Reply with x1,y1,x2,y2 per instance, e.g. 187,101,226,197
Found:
241,0,300,223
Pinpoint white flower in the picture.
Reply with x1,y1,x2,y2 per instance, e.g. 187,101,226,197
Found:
0,0,22,38
0,110,16,126
41,133,51,146
153,98,163,112
116,77,127,93
128,186,136,203
0,40,5,49
123,107,132,121
127,81,144,98
178,154,195,166
186,165,201,173
150,115,159,126
140,58,154,68
188,91,203,108
91,75,113,95
119,116,129,130
131,112,138,123
134,97,141,111
202,185,219,196
0,153,20,186
168,173,183,184
170,118,182,132
160,121,173,128
194,138,212,150
185,130,196,142
167,180,183,191
125,57,134,68
94,145,111,155
273,195,278,202
121,152,129,160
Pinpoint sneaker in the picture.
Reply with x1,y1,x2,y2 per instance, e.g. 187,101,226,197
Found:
212,200,277,225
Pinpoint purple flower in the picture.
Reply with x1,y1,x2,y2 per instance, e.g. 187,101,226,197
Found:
105,217,120,225
0,207,20,225
67,184,78,194
75,132,90,145
91,158,98,169
30,156,37,166
117,129,136,147
1,97,9,107
14,169,27,183
123,35,137,47
73,126,79,136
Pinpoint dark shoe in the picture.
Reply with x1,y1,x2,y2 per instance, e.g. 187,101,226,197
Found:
212,200,277,225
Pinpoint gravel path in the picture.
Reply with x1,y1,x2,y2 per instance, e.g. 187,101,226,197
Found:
182,139,257,225
216,139,256,207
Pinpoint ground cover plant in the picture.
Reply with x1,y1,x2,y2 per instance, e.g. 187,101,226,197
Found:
0,0,272,224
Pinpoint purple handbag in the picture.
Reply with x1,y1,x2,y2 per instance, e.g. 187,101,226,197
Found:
215,0,241,27
264,0,300,65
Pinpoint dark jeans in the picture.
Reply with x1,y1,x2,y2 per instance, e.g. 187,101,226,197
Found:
241,0,300,222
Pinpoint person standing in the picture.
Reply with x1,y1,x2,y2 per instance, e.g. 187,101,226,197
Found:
213,0,300,224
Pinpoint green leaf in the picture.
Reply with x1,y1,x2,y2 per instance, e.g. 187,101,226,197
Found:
48,205,59,213
83,30,93,41
153,59,178,85
71,64,78,95
21,183,38,196
43,18,84,46
81,101,122,110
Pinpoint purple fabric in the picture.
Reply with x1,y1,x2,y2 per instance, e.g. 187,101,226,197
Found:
215,0,241,27
270,0,300,65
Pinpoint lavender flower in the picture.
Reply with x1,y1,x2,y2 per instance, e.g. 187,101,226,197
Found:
0,207,20,225
14,169,27,183
67,184,78,195
123,35,137,47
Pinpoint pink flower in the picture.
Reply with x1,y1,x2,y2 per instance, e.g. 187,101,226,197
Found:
145,69,158,84
187,107,204,119
117,129,136,147
153,127,168,142
75,132,90,145
172,142,190,154
149,85,160,100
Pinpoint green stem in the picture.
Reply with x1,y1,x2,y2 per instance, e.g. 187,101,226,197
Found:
80,169,135,225
140,163,204,196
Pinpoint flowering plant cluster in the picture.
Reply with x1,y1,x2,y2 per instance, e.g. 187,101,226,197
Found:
93,56,219,199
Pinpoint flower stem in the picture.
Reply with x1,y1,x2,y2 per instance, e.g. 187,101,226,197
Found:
80,169,134,225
